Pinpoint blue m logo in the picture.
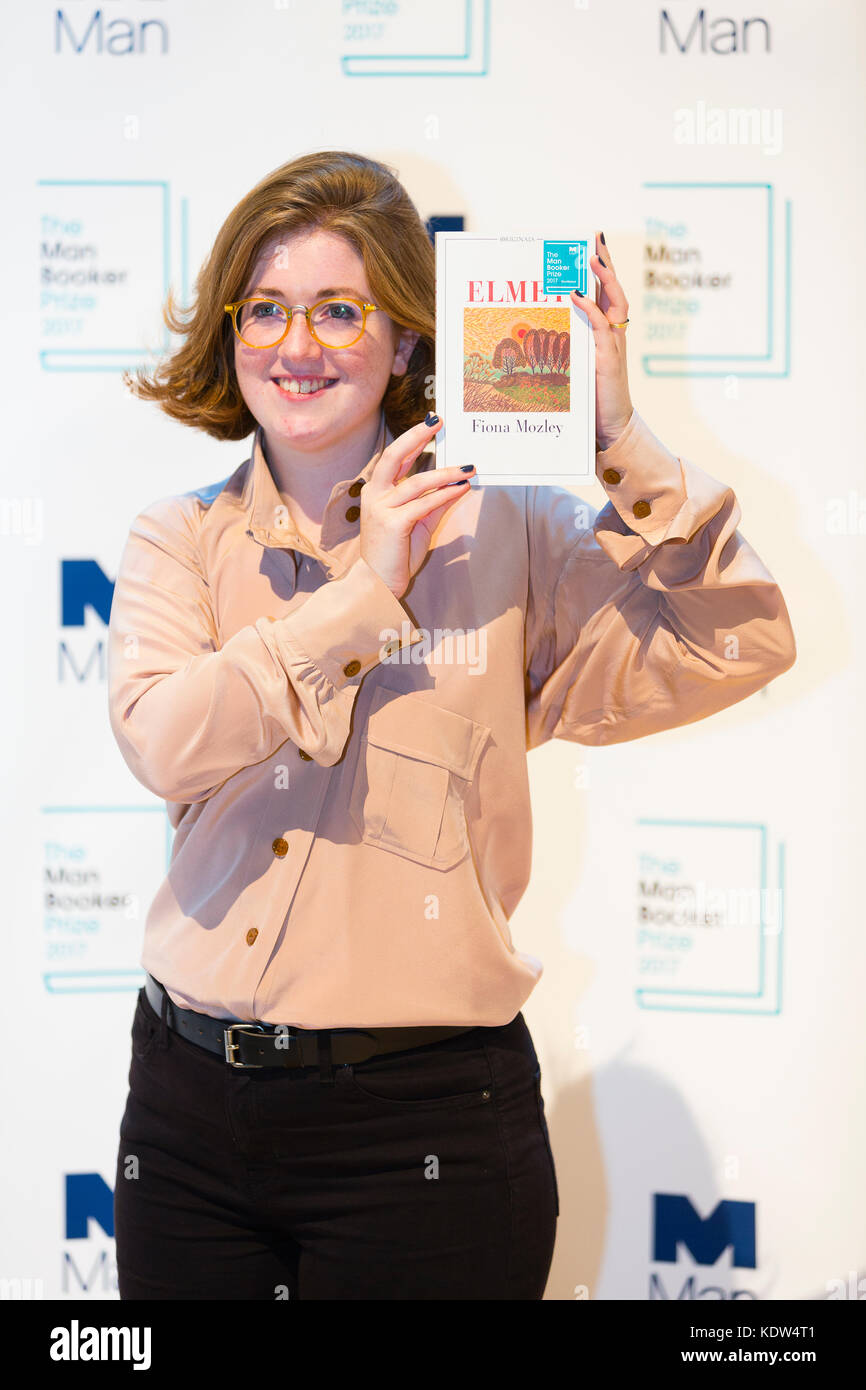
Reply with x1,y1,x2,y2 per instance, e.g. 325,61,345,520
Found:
61,559,114,627
65,1173,114,1240
653,1194,756,1268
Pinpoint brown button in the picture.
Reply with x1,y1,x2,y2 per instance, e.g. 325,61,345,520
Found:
272,837,289,857
632,500,652,519
347,479,365,498
345,505,361,522
602,468,622,485
246,928,258,946
298,748,313,761
343,659,361,677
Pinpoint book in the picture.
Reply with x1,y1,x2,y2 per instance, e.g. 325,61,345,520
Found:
433,231,596,486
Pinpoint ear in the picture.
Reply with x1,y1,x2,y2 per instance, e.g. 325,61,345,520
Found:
391,325,420,377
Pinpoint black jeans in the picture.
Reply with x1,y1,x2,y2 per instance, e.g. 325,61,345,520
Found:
114,986,559,1300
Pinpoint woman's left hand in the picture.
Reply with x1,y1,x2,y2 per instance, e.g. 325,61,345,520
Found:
570,231,634,452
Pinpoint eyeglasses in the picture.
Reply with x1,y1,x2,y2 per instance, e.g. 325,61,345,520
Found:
224,296,380,350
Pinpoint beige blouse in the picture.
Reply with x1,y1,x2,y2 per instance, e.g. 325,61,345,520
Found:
107,408,796,1026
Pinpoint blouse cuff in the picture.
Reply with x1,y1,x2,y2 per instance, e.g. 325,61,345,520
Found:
259,554,423,690
595,409,688,542
593,410,732,569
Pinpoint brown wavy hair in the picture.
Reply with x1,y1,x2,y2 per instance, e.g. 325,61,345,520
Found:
123,150,436,441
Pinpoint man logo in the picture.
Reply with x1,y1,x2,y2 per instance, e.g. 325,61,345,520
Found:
650,1194,758,1300
653,1193,756,1267
62,1173,117,1296
58,559,114,683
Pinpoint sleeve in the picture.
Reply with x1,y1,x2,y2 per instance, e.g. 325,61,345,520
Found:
107,496,422,802
524,408,797,750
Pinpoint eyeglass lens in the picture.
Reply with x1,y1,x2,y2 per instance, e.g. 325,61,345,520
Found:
235,300,365,348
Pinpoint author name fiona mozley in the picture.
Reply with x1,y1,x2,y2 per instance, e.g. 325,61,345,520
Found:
471,417,562,435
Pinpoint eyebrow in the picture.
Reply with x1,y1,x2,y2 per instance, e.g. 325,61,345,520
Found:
249,285,367,300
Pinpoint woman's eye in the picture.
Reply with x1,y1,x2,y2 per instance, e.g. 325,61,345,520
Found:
252,301,281,319
325,301,360,321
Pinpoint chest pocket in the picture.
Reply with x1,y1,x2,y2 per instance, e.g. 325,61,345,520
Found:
348,686,491,871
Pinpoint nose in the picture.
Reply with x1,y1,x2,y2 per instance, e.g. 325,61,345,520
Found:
279,307,324,357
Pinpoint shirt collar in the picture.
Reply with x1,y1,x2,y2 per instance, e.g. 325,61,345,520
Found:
244,408,436,570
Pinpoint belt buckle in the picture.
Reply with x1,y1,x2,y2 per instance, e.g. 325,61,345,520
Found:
224,1022,272,1068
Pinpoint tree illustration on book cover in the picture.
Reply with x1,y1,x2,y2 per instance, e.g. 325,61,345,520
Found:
463,306,571,412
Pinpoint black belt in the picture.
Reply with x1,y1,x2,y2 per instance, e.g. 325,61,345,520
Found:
144,973,475,1071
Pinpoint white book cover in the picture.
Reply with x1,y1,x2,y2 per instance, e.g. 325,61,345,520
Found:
433,232,596,486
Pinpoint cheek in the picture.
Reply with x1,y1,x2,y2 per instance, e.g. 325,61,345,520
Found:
345,341,398,391
234,346,271,396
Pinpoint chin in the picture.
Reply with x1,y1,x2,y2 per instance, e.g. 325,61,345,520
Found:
268,410,352,445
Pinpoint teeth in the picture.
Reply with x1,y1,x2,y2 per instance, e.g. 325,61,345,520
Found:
276,378,334,395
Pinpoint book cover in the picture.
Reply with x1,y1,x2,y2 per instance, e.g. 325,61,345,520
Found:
433,232,596,486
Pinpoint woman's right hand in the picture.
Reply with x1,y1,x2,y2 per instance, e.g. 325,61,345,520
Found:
359,416,475,600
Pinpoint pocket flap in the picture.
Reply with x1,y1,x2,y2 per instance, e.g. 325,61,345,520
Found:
365,687,491,782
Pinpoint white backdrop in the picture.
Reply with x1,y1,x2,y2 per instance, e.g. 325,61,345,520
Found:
2,0,864,1301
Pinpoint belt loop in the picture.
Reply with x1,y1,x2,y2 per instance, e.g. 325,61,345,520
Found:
158,983,170,1051
317,1030,334,1085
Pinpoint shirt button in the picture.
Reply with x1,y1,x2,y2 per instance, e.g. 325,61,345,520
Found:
347,479,365,498
602,468,622,485
246,928,259,946
298,748,313,760
345,505,361,522
343,659,361,677
632,499,652,519
272,837,289,857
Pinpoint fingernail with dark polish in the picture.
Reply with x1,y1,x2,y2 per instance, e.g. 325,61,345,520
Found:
447,478,470,486
573,288,585,297
600,231,607,246
425,412,439,425
460,464,475,472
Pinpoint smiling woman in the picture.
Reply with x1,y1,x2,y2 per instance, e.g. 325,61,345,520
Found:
109,148,794,1305
224,222,424,518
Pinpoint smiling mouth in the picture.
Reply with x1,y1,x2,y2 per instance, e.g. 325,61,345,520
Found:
273,377,339,397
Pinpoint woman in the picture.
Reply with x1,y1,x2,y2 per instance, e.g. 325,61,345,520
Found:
108,150,796,1300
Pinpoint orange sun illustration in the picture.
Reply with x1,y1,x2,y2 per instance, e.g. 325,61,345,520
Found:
510,320,532,342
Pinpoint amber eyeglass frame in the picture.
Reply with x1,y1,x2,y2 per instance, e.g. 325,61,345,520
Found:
224,297,380,350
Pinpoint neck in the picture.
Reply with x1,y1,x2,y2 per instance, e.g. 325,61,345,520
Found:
261,409,386,525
